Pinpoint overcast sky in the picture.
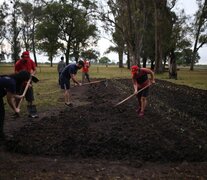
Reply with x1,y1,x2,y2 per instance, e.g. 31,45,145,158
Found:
0,0,206,64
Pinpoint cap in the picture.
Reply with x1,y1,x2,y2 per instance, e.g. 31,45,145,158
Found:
22,51,30,60
131,65,139,74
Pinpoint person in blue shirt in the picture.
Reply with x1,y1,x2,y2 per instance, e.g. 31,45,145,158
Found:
60,60,84,106
0,70,31,141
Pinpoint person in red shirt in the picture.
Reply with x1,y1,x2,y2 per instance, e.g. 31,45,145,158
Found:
131,65,155,117
82,59,91,83
15,51,36,108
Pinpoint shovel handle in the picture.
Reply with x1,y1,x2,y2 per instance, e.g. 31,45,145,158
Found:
114,84,151,107
17,77,32,109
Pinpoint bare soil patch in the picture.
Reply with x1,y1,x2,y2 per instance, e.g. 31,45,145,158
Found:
1,79,207,179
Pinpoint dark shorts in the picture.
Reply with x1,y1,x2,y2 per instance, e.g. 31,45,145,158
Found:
60,77,70,90
25,87,34,102
20,84,34,102
137,87,149,98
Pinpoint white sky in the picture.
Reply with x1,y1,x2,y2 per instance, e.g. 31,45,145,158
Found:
0,0,206,64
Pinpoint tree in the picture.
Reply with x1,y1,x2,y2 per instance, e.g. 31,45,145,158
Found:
176,48,199,65
190,0,207,70
35,7,62,67
41,0,98,65
105,27,125,68
0,5,6,44
81,49,100,62
99,56,111,65
2,0,22,63
19,0,43,66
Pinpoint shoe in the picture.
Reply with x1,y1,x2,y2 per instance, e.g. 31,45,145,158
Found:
136,107,141,113
65,102,73,107
138,111,144,117
28,114,39,118
12,112,20,118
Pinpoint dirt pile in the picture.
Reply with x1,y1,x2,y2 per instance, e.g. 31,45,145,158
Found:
5,79,207,163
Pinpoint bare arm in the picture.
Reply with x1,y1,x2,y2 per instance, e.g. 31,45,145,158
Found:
71,74,81,86
6,92,20,113
142,68,155,84
132,78,138,93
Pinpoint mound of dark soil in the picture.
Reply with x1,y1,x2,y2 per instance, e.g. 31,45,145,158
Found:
5,79,207,163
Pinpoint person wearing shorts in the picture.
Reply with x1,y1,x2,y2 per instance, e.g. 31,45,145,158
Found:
131,65,155,117
0,71,30,141
15,51,36,106
60,60,84,106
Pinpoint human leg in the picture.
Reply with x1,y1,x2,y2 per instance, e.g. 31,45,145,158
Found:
85,72,90,82
82,72,85,83
138,87,149,117
60,77,72,105
25,86,34,106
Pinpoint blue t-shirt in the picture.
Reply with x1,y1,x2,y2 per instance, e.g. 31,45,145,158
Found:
0,76,16,97
60,63,78,79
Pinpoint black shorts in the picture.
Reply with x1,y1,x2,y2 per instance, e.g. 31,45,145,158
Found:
137,87,149,98
60,77,70,90
19,84,34,102
25,87,34,102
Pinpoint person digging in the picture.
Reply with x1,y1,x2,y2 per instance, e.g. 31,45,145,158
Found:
0,71,31,142
59,60,84,106
15,51,38,118
131,65,155,117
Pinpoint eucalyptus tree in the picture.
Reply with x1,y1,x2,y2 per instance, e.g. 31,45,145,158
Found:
35,20,62,67
1,0,22,62
70,11,98,62
104,28,125,68
40,0,98,65
81,49,100,63
0,6,6,56
19,0,43,65
190,0,207,70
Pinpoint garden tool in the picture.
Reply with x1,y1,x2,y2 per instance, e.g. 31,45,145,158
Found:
17,75,39,118
114,84,151,107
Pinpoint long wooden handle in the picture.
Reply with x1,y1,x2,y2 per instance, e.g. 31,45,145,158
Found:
81,80,103,86
114,84,151,107
17,78,32,109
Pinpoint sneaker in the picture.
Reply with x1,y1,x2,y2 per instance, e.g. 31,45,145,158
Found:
12,112,20,118
65,102,73,107
136,108,141,113
138,111,144,117
28,114,39,118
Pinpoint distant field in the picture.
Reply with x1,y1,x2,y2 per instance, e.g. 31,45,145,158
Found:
0,63,206,113
1,63,207,89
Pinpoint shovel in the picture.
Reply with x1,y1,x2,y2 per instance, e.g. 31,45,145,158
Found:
73,80,108,88
16,75,39,118
17,77,32,109
114,84,151,107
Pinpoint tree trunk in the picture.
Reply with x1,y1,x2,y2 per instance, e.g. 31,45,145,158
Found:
154,0,163,73
32,17,38,66
168,50,177,79
118,50,124,68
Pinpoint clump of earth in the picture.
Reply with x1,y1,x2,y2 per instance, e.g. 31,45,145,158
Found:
1,79,207,179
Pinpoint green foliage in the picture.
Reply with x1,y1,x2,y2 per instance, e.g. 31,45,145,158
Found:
99,56,111,64
80,49,100,62
176,49,200,65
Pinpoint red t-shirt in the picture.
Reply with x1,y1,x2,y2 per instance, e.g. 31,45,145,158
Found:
132,68,149,89
82,60,90,73
15,58,36,73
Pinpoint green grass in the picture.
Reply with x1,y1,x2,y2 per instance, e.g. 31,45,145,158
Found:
0,63,206,113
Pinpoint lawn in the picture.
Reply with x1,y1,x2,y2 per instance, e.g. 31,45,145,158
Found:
0,63,207,112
